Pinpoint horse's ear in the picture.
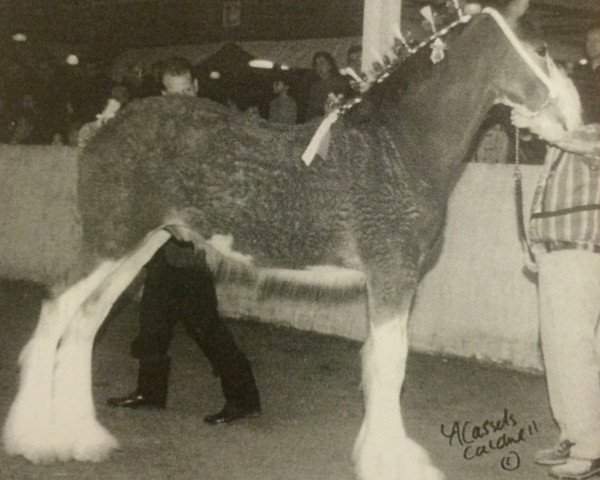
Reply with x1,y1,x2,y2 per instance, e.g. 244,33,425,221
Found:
504,0,529,27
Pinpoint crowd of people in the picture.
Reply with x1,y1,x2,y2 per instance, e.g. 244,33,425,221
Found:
0,44,365,147
0,51,158,146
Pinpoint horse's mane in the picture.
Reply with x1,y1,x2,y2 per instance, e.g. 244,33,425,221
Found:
368,22,471,113
343,17,472,127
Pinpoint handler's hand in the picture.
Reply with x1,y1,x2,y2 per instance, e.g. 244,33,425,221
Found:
510,107,566,144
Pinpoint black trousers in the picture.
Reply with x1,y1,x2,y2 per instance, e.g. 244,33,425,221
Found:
131,240,260,409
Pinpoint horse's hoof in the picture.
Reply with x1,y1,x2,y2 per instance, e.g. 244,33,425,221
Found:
3,436,58,465
354,435,446,480
56,421,119,462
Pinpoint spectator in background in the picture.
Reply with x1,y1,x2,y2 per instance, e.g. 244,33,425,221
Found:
571,26,600,124
3,60,28,110
31,57,70,144
345,44,363,79
107,56,262,425
160,57,198,96
9,94,42,145
76,84,131,147
63,57,106,127
0,95,13,143
340,44,368,100
305,51,347,120
268,75,297,125
2,61,34,144
122,63,147,100
148,59,167,96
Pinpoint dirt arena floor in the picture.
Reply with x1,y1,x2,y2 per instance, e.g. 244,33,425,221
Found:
0,280,560,480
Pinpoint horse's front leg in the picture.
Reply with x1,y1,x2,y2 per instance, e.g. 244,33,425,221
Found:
353,264,444,480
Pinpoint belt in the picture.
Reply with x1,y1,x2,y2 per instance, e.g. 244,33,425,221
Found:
541,240,600,254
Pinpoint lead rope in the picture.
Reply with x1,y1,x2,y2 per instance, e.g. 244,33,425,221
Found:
513,127,537,268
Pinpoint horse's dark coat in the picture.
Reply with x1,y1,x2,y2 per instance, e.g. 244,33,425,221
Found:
77,13,551,312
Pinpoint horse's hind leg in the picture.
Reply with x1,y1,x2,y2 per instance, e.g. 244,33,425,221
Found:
353,271,444,480
2,262,118,464
51,228,171,462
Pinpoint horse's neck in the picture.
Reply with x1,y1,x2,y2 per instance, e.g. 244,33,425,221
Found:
377,27,501,196
394,72,495,195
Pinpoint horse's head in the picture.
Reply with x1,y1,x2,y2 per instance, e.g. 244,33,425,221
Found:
480,1,582,132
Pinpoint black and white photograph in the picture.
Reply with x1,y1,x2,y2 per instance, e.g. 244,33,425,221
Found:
0,1,599,479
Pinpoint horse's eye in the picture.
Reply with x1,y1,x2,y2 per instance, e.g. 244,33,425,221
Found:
535,45,547,57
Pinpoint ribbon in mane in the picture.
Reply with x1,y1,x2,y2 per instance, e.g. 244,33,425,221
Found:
302,5,560,166
302,2,471,166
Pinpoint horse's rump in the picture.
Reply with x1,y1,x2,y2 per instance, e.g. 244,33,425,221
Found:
77,96,350,267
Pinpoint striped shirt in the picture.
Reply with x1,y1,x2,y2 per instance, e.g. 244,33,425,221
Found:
530,142,600,246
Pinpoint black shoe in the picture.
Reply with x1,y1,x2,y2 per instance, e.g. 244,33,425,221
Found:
203,404,261,425
106,392,166,409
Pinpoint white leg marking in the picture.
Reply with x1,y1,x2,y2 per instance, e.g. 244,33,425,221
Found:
2,262,118,463
2,301,61,463
52,229,171,462
53,339,119,462
3,229,172,463
353,318,445,480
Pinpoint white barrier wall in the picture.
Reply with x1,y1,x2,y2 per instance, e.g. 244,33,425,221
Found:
410,164,541,370
0,146,81,286
0,145,543,370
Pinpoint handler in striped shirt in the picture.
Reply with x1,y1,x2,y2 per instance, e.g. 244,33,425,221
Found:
510,41,600,479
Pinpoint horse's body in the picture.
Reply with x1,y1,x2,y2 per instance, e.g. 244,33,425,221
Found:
80,95,439,275
2,5,579,480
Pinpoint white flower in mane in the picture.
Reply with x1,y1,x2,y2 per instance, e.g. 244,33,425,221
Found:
96,98,122,124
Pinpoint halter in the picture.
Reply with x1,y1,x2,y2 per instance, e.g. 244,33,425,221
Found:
481,7,560,270
482,7,557,114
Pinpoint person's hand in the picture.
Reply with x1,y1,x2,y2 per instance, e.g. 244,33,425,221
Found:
509,104,536,129
510,106,567,144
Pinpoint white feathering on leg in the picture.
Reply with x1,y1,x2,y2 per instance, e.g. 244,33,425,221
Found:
353,318,445,480
2,261,119,463
53,340,118,462
52,229,171,462
2,301,59,463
